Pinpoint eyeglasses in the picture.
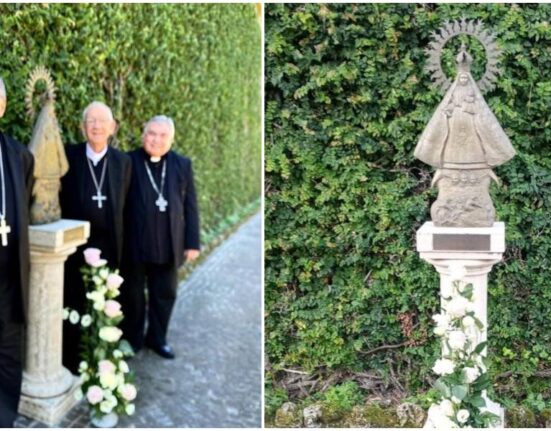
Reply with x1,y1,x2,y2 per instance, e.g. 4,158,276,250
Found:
85,118,111,125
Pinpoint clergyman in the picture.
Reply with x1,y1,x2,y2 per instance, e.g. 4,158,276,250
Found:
60,101,131,373
120,115,200,359
0,78,35,427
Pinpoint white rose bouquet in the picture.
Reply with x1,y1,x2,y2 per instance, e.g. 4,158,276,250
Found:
429,267,500,428
64,247,138,421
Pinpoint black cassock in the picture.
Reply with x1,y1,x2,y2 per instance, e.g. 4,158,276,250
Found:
120,148,200,351
59,142,131,373
0,132,33,427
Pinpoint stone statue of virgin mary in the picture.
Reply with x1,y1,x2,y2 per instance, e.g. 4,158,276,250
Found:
414,44,516,227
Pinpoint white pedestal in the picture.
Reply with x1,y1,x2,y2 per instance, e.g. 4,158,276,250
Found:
19,219,90,426
417,222,505,428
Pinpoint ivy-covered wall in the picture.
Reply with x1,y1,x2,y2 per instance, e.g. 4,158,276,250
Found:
265,3,551,412
0,3,261,233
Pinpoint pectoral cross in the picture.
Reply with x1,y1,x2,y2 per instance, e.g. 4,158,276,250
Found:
0,218,11,247
156,196,168,212
92,190,107,209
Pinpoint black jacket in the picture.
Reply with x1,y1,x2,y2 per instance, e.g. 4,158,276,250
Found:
1,132,34,322
60,142,131,266
124,148,200,268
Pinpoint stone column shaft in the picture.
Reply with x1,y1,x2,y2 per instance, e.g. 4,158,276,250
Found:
417,222,505,428
19,219,89,426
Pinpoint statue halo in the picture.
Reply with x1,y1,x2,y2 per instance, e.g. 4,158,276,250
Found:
25,66,56,120
425,18,501,93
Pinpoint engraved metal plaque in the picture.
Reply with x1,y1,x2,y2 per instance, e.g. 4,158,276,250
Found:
433,234,491,251
63,226,85,243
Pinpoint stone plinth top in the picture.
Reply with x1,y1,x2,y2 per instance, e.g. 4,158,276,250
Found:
29,219,90,253
417,221,505,261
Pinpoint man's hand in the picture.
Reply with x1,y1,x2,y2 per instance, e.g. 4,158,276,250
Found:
184,249,200,262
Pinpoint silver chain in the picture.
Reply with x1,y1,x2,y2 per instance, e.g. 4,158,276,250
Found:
86,156,108,197
144,159,166,199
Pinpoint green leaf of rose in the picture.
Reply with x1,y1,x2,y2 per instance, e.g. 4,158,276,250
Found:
451,384,468,401
474,341,488,355
469,395,486,408
434,378,451,398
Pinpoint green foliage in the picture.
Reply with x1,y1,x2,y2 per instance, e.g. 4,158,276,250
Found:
322,381,363,412
265,2,551,408
0,4,261,234
265,386,289,419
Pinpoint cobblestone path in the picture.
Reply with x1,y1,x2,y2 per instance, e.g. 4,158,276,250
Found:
16,212,262,428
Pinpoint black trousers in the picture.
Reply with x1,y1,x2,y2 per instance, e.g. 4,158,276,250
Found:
0,318,23,427
119,262,178,351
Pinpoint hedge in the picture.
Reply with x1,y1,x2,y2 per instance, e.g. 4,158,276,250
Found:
0,3,261,234
265,3,551,411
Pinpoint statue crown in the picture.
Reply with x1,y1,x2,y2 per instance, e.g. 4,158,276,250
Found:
456,44,473,73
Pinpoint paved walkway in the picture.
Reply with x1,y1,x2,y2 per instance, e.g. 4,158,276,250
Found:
16,212,262,428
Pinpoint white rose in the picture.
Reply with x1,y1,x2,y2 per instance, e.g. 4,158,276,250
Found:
99,268,109,280
448,330,467,350
125,403,135,415
80,314,93,327
62,308,70,320
99,326,123,343
429,405,458,428
86,291,104,302
78,361,88,372
113,349,123,359
119,383,137,401
449,263,467,281
98,359,116,375
434,325,447,336
439,399,455,417
447,297,470,318
433,359,455,376
463,367,480,383
99,373,118,391
456,409,470,423
68,310,80,324
451,396,461,404
99,400,113,414
119,360,129,373
93,298,106,311
432,313,449,327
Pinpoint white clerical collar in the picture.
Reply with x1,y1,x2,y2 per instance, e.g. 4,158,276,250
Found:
86,143,108,166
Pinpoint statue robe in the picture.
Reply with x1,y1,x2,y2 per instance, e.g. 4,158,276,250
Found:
414,73,516,169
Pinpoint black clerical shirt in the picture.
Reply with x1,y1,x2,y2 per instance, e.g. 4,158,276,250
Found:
140,150,173,264
0,137,20,321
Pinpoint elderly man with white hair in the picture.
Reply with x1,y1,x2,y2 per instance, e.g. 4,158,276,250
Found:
0,78,34,427
119,115,200,359
60,101,131,373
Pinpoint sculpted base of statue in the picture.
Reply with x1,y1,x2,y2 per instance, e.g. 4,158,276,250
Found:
430,168,497,227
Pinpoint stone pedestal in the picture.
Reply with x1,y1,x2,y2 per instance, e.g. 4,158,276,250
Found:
19,219,90,426
417,221,505,428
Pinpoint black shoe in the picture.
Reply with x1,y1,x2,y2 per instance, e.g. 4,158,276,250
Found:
146,342,175,359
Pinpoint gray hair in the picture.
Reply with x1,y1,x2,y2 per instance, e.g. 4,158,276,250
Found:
0,78,5,99
143,115,175,142
82,101,114,122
